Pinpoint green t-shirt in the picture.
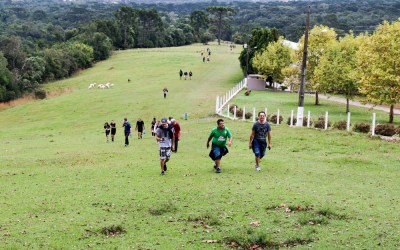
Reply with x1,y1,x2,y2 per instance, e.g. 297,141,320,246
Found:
209,127,232,147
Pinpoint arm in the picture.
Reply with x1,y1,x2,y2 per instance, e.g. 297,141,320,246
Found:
249,130,255,149
171,133,175,150
206,136,212,148
227,136,233,147
267,131,272,150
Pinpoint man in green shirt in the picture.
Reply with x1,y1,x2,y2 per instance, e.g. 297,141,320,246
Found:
206,119,233,173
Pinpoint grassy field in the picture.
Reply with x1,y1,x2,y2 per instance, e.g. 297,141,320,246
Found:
0,43,399,249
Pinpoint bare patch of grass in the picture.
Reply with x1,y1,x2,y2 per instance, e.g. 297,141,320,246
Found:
148,201,177,216
100,225,126,236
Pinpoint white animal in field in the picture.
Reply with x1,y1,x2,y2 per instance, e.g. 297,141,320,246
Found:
110,83,114,87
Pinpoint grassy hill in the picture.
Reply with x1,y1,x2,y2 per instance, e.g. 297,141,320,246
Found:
0,43,399,249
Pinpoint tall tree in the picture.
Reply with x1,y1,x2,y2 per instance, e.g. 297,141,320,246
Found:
297,25,337,105
136,8,163,48
190,10,209,41
357,20,400,123
314,33,361,113
0,52,17,102
253,37,292,84
206,6,236,45
115,6,137,49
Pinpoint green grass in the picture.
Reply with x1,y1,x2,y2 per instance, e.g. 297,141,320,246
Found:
0,43,399,249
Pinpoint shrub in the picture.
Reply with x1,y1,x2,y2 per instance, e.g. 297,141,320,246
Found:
333,120,348,130
287,117,296,126
395,126,400,135
229,104,238,113
313,116,331,129
34,89,47,99
245,90,251,96
286,116,312,126
245,112,252,119
353,122,370,133
236,108,243,117
281,86,288,91
375,124,396,136
270,114,283,124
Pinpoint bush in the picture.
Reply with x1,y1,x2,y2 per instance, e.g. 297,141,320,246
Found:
375,124,396,136
270,114,283,124
313,116,331,129
236,108,243,117
245,112,252,119
245,90,251,96
395,126,400,135
353,122,370,133
229,104,238,113
281,86,288,91
34,89,47,99
333,120,348,130
286,116,312,127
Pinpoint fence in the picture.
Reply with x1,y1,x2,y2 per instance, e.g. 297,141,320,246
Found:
215,78,247,114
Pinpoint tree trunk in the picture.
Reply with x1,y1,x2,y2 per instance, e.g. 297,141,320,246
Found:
315,91,319,105
389,104,394,123
346,98,350,113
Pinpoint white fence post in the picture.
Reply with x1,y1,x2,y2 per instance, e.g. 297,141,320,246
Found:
253,107,256,122
371,113,376,136
325,111,329,130
243,106,246,120
290,110,294,127
307,111,310,128
347,112,351,132
265,107,268,117
277,109,280,125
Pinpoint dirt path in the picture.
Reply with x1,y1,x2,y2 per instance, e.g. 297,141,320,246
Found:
310,94,400,115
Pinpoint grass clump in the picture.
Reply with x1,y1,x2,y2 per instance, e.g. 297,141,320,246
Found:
100,225,126,236
353,122,370,133
148,201,177,216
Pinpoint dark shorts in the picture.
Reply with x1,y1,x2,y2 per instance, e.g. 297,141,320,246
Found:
209,145,228,161
105,130,110,136
159,147,171,160
111,128,116,135
138,128,143,133
252,139,267,159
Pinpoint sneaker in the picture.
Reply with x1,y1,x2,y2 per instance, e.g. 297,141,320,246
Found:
255,166,261,171
161,171,165,175
164,164,167,172
213,163,217,170
216,167,221,173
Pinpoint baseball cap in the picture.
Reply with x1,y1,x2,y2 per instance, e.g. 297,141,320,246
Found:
161,117,168,123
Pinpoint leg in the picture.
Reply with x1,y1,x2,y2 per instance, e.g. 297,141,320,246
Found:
174,138,178,152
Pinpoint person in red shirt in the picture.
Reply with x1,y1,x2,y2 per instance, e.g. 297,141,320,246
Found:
171,119,181,153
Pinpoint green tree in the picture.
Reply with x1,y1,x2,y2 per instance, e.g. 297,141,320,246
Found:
314,33,361,113
136,8,163,48
20,56,46,92
357,20,400,123
253,37,292,84
282,64,301,92
206,6,236,45
297,25,337,105
115,6,137,49
0,52,17,102
190,10,209,41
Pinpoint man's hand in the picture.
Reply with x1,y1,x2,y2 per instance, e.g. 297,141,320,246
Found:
206,143,209,149
249,143,252,149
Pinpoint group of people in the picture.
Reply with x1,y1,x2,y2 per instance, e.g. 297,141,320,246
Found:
179,69,193,80
201,48,211,63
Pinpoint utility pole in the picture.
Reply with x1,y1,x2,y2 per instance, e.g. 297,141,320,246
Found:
296,6,311,127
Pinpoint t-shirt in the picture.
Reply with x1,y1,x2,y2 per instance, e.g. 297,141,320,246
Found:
123,121,131,133
136,120,144,131
252,121,271,141
156,125,174,147
209,127,232,147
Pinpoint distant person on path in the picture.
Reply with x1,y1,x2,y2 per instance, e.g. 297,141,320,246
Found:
179,69,183,80
163,87,168,99
104,122,111,142
122,118,132,147
206,119,232,173
156,117,175,175
184,71,188,80
203,56,205,63
189,71,193,80
110,120,116,142
151,117,156,136
135,118,145,139
171,119,181,153
207,56,210,63
249,111,272,171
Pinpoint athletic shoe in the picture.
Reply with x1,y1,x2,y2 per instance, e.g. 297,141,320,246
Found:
255,166,261,171
216,167,221,173
161,171,165,175
213,163,217,170
164,164,167,171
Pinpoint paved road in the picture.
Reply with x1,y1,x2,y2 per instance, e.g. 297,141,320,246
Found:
310,94,400,115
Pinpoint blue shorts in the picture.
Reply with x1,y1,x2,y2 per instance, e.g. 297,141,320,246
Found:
209,145,228,161
252,139,267,159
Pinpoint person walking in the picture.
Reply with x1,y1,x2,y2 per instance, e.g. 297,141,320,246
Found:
163,87,168,99
110,120,116,142
122,118,132,147
179,69,183,80
206,119,232,173
135,118,145,139
184,71,188,80
151,117,156,136
249,111,272,171
156,118,175,175
104,122,111,142
171,119,181,153
189,71,193,80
